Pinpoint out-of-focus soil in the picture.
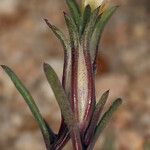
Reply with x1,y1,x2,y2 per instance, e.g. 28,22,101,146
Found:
0,0,149,149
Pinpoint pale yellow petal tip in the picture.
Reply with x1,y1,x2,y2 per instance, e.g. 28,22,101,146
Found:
81,0,108,14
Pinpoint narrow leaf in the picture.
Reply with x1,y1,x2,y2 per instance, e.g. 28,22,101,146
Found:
90,6,118,64
84,90,109,145
66,0,81,28
102,129,116,150
83,6,100,42
43,63,82,149
44,18,71,98
63,12,78,48
95,98,122,138
43,63,74,127
88,98,122,149
95,90,109,113
1,65,54,148
82,6,100,56
144,138,150,150
79,5,91,36
44,18,70,51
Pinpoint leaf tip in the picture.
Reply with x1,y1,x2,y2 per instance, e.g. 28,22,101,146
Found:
115,98,123,105
43,18,48,23
110,5,120,12
1,65,9,72
111,98,123,110
101,90,110,100
43,62,49,70
44,18,53,28
1,65,6,69
63,11,67,16
105,90,110,95
115,5,120,8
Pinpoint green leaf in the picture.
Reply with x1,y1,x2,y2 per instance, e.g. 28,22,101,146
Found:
66,0,81,28
1,65,53,148
63,12,79,48
82,6,100,51
44,18,70,52
43,63,82,148
95,90,109,112
88,98,122,149
79,5,91,36
144,138,150,150
84,90,109,146
102,129,116,150
44,18,72,98
91,90,110,126
90,6,118,64
43,63,75,129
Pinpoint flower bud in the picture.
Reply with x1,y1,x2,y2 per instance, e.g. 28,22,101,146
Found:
71,44,95,133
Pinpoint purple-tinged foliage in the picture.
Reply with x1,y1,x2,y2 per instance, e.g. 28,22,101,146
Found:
1,0,122,150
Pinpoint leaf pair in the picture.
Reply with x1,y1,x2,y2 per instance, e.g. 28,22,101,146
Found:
84,91,122,149
43,63,83,149
1,64,82,149
78,5,118,74
88,98,122,149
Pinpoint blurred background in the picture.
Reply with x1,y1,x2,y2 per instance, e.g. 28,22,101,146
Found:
0,0,149,149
